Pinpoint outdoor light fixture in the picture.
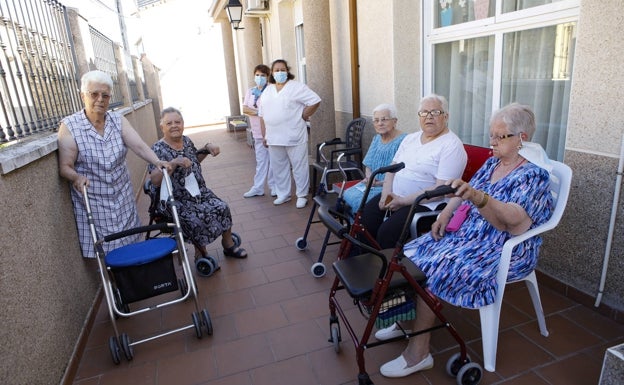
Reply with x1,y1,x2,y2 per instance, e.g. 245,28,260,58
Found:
225,0,244,30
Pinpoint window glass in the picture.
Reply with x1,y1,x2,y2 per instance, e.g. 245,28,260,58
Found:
501,23,576,160
434,36,495,144
427,0,578,161
437,0,494,28
502,0,564,13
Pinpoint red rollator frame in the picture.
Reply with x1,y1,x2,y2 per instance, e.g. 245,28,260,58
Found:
319,182,483,385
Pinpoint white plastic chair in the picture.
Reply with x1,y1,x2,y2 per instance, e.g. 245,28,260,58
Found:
479,160,572,372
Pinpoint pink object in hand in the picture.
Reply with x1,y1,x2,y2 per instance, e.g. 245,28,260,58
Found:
446,204,470,232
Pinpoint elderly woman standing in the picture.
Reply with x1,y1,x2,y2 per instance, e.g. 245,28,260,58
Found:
259,59,321,209
58,70,170,258
342,103,406,217
149,107,247,259
377,103,553,378
359,94,467,250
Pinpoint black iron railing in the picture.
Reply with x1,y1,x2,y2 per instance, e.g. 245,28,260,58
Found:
0,0,81,143
0,0,148,144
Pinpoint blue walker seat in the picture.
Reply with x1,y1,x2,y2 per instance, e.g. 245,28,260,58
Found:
106,238,177,268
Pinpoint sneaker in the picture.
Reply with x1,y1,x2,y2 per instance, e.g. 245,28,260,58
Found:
273,196,292,205
296,197,308,209
374,322,412,341
243,189,264,198
270,189,277,197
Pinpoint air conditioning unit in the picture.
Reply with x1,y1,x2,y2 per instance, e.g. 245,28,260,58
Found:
246,0,270,15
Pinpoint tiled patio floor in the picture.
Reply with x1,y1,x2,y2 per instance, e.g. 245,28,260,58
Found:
71,124,624,385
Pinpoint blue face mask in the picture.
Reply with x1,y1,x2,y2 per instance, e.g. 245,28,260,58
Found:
273,71,288,84
254,75,267,87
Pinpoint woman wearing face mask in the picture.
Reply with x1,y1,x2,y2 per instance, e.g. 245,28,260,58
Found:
242,64,276,198
259,59,322,209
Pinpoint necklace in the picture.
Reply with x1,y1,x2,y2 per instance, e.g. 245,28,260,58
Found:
495,157,525,176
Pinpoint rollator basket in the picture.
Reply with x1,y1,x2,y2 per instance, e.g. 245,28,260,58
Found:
106,237,179,303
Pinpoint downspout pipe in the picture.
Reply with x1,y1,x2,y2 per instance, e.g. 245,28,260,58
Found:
349,0,360,118
595,133,624,307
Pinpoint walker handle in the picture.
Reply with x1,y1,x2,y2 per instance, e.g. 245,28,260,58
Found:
419,184,457,202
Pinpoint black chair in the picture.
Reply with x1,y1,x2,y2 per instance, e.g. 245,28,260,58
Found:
311,117,367,195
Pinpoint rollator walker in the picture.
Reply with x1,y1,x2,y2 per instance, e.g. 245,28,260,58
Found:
318,182,484,385
84,167,213,364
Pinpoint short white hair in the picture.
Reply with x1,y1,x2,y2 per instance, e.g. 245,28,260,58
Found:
80,70,113,93
372,103,398,118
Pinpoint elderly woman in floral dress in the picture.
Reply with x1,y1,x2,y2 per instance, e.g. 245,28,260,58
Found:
376,103,553,378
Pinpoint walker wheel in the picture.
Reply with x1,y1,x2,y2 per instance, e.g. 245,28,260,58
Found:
446,352,471,377
196,257,216,277
311,262,326,278
108,336,121,365
357,373,373,385
192,312,203,339
295,237,307,250
456,362,483,385
231,232,242,247
330,323,341,353
120,333,134,361
201,309,213,336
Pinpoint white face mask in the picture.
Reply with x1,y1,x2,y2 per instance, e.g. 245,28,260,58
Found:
254,75,267,87
273,71,288,84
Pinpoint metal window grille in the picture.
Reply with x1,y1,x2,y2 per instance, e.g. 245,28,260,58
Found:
0,0,81,143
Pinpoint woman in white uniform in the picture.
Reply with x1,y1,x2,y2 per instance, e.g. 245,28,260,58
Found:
259,59,321,209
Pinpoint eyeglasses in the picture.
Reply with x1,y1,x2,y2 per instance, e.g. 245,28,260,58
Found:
417,110,444,118
372,117,395,124
87,91,111,100
489,133,515,143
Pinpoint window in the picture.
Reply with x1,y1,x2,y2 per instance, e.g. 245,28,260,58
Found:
424,0,579,160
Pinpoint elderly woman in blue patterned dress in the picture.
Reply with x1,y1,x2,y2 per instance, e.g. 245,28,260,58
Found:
341,103,406,217
376,103,554,378
58,70,171,258
149,107,247,259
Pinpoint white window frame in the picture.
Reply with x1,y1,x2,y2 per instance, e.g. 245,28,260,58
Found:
421,0,580,114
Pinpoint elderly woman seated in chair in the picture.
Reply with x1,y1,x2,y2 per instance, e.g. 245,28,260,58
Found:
148,107,248,259
341,103,406,218
375,103,553,378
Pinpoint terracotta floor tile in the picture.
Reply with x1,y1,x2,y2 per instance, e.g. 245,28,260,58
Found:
70,126,624,385
250,355,318,385
518,313,603,358
483,329,554,378
265,319,328,360
155,347,216,385
200,371,252,385
250,278,299,306
262,259,308,282
234,303,290,337
536,352,602,385
222,267,268,291
212,334,273,377
203,288,255,317
97,362,156,385
281,291,332,323
495,371,550,385
561,304,624,341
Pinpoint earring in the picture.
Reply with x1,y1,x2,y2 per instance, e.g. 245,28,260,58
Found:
518,138,524,150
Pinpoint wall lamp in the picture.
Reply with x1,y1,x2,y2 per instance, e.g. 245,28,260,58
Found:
225,0,244,30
